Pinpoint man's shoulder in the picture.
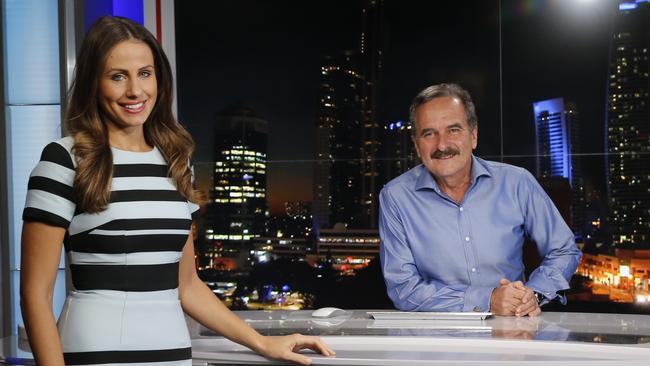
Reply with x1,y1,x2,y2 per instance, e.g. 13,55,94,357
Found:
476,157,532,181
382,165,423,194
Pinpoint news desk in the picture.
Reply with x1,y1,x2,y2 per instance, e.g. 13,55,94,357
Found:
3,310,650,365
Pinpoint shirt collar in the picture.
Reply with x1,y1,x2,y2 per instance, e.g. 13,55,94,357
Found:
414,155,492,192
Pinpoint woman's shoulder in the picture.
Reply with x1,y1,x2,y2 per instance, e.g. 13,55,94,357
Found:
57,135,75,152
39,136,76,169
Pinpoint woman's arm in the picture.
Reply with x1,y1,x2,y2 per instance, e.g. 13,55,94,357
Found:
178,233,334,365
20,221,66,366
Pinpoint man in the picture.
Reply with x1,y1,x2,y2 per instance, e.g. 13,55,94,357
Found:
379,83,582,316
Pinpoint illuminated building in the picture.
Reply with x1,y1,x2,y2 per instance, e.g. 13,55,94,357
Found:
606,0,650,245
578,243,650,302
360,0,383,229
205,106,268,267
616,244,650,292
532,98,586,237
313,0,383,230
313,53,369,229
314,226,380,275
252,237,310,262
579,252,623,286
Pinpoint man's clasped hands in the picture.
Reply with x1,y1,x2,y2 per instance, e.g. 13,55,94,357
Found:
490,278,542,317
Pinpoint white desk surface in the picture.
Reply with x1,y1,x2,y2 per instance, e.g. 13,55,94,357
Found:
189,310,650,365
3,310,650,365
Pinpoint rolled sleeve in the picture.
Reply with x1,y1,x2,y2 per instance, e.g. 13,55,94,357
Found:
519,171,582,301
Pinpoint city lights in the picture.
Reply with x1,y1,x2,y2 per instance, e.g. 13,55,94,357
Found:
186,0,650,314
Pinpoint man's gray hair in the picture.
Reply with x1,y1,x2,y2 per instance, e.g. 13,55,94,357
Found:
409,83,478,135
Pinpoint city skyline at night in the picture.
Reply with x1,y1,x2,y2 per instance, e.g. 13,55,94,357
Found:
176,0,619,215
176,0,649,310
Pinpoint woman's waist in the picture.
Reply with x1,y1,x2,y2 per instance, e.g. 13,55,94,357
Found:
68,288,180,302
68,260,180,292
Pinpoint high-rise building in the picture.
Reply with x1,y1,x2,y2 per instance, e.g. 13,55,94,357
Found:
606,0,650,245
532,97,586,237
313,0,383,230
360,0,383,228
205,106,268,266
313,52,369,229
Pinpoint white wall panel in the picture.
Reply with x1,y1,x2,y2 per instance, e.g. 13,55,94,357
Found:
4,0,60,104
3,0,65,335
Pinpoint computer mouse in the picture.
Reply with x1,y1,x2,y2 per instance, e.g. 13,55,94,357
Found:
311,307,349,318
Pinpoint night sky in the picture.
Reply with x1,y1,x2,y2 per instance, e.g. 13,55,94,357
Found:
175,0,618,214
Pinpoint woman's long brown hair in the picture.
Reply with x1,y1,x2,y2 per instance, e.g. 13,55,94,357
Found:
65,16,205,212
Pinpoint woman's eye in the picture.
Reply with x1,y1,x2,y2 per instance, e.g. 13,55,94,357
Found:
140,70,152,78
111,74,125,81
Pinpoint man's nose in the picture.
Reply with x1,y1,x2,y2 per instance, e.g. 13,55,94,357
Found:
435,132,451,150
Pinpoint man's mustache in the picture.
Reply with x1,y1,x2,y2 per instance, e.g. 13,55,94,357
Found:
430,148,459,159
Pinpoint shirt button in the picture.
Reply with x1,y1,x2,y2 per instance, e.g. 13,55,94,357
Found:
459,207,464,212
465,236,470,242
473,306,481,312
471,267,476,273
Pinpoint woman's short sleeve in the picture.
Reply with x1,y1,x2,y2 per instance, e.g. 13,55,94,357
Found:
22,141,76,229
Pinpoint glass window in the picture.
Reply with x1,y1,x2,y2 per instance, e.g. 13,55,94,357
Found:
175,1,650,314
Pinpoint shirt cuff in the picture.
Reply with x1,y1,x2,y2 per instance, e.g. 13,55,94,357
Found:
525,280,564,305
526,266,571,300
526,284,569,306
537,291,567,305
463,285,495,312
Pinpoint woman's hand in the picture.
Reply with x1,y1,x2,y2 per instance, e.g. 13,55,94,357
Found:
258,334,335,365
178,239,333,365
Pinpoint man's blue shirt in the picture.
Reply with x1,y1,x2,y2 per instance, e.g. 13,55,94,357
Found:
378,156,582,312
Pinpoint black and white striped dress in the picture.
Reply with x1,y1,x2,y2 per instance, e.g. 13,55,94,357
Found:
23,136,198,365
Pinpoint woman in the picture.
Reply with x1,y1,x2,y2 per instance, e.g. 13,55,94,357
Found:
20,16,333,366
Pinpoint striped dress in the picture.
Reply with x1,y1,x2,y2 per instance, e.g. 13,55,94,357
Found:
23,136,198,365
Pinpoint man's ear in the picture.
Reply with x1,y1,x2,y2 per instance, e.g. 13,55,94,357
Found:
471,126,478,150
